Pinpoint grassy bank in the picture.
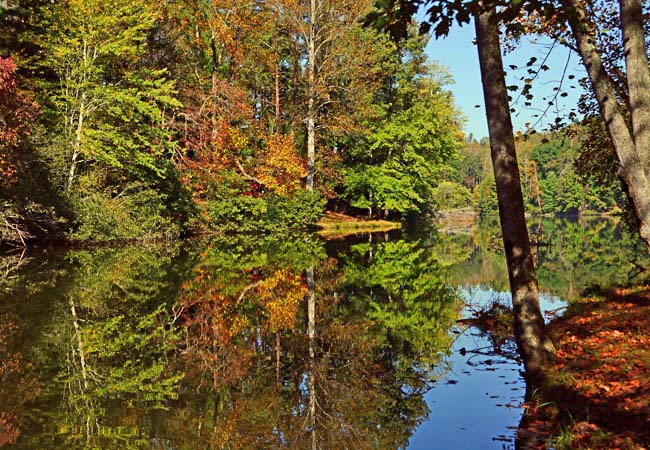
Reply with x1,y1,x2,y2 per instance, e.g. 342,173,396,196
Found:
519,287,650,449
316,212,401,239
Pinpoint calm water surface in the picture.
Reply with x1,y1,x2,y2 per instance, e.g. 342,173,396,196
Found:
1,217,647,449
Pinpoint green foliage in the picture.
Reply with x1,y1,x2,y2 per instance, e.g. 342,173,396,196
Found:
70,183,182,241
12,0,192,243
473,173,499,216
343,162,426,214
456,151,485,187
201,234,327,276
207,191,269,234
440,133,624,217
266,190,327,228
206,174,326,233
530,138,573,179
432,180,472,209
2,0,463,240
76,70,182,178
40,0,181,180
530,137,621,214
341,30,463,219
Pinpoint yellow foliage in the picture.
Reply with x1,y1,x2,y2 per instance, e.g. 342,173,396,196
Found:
228,127,249,151
256,134,307,196
255,269,307,332
229,314,250,335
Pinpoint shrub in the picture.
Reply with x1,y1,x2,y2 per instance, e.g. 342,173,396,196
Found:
266,190,327,229
207,193,270,233
70,186,180,241
207,189,326,233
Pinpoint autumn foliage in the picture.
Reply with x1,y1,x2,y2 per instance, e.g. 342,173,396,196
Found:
178,260,307,390
520,289,650,449
0,57,37,189
256,134,307,196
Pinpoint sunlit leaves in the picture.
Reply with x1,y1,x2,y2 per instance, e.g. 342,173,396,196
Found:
344,59,463,216
42,0,181,183
256,133,307,196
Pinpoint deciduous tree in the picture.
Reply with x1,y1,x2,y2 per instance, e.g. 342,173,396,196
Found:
0,57,37,191
41,0,181,190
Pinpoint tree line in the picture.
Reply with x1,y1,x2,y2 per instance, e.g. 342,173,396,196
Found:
438,132,624,216
0,0,463,245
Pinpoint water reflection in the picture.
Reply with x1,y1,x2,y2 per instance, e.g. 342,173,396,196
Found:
1,217,648,449
447,216,650,300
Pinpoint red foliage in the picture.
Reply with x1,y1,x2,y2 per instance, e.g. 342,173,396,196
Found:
0,57,36,146
177,79,254,199
0,57,38,189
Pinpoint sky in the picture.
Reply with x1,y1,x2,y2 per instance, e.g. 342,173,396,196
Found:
424,21,587,140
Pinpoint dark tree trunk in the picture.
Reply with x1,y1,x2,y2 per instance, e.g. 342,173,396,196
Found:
474,5,555,386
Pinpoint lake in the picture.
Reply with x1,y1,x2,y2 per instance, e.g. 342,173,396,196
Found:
1,217,647,449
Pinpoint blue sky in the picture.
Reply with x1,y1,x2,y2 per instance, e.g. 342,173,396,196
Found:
424,21,586,139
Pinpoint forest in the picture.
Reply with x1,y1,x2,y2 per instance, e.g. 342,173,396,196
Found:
0,0,631,247
3,0,650,448
0,0,467,244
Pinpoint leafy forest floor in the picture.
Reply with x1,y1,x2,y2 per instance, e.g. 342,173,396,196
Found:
519,286,650,449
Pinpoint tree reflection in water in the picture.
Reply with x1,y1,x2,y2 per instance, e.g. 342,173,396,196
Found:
174,234,458,449
1,217,648,449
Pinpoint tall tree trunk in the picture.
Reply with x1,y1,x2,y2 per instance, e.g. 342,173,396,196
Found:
564,0,650,245
620,0,650,244
475,5,555,386
306,0,317,191
620,0,650,158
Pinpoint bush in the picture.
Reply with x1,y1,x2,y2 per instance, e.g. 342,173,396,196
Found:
70,186,181,241
207,193,270,233
266,190,327,229
207,189,326,233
